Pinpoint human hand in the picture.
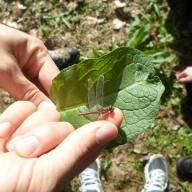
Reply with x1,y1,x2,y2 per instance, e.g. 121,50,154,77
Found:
0,100,123,191
176,66,192,83
0,24,124,191
0,24,59,105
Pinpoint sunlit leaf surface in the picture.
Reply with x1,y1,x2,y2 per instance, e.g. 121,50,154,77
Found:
49,47,164,147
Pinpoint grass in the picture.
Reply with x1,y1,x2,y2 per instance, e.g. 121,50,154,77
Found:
1,0,192,191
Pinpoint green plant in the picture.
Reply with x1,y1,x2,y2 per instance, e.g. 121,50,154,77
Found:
126,1,177,67
50,47,164,147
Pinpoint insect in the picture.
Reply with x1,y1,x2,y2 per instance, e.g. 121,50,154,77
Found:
79,75,114,116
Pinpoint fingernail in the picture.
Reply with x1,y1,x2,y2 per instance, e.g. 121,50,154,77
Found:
38,101,56,110
96,124,117,145
0,122,11,138
15,136,39,156
6,135,22,151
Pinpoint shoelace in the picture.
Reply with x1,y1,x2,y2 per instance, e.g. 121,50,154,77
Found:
80,169,100,187
144,169,167,191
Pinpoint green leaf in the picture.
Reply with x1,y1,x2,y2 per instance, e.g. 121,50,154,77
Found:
144,50,176,68
126,25,151,48
49,47,164,147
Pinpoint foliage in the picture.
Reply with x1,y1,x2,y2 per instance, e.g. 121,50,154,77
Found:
126,0,177,68
50,47,164,147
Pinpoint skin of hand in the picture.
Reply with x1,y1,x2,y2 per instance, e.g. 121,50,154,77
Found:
0,24,59,106
176,66,192,83
0,101,123,192
0,24,124,191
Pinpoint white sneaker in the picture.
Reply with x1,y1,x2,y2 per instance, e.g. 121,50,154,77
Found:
79,159,104,192
142,154,168,192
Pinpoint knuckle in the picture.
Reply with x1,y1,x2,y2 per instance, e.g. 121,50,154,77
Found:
13,100,36,109
44,123,54,133
31,37,43,46
22,86,46,105
62,122,74,131
0,61,17,74
77,138,93,156
47,122,74,133
44,109,60,120
30,37,47,54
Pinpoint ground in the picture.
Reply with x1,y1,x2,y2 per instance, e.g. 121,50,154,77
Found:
1,0,192,191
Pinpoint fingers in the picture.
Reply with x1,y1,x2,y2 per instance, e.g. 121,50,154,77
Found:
99,107,123,127
0,100,61,157
17,37,59,92
177,71,191,83
12,101,60,136
0,100,59,139
7,122,74,157
176,70,187,81
24,109,122,191
0,24,59,92
45,119,122,183
0,25,59,105
178,77,191,83
176,67,192,83
5,101,62,157
37,55,59,92
0,101,36,138
0,55,50,105
176,71,186,79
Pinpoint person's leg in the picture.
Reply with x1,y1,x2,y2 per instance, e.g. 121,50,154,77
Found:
175,0,192,37
49,47,80,70
176,156,192,182
142,154,169,192
79,159,104,192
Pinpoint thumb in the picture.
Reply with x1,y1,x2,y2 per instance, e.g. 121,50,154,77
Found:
0,58,49,105
45,121,118,184
178,77,191,83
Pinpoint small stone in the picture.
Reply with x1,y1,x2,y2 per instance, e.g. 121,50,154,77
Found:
172,125,180,130
113,18,126,30
115,153,124,165
114,0,126,8
67,2,78,11
12,2,26,17
139,154,151,163
29,29,40,38
83,16,105,26
2,20,21,29
17,3,26,10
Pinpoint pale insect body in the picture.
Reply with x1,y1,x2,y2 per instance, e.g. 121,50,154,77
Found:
80,75,114,116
